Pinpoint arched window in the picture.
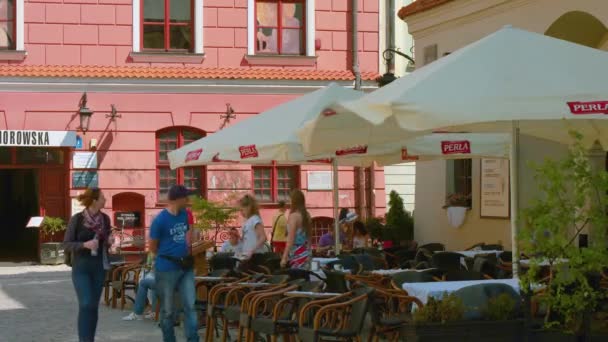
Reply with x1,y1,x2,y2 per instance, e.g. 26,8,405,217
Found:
156,127,206,202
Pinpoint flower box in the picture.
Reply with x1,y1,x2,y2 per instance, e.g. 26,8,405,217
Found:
401,320,524,342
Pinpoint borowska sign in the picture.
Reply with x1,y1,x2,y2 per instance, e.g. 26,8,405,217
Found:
0,130,77,147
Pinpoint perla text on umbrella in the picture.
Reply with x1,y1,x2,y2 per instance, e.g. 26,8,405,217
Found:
567,101,608,115
442,140,471,155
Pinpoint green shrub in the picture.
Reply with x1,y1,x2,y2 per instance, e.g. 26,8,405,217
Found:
385,190,414,242
483,293,518,321
41,217,66,236
414,294,465,324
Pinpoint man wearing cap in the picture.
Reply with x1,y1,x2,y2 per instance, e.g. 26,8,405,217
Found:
149,185,199,342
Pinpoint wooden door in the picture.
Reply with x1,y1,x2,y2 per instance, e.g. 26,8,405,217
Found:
39,167,68,243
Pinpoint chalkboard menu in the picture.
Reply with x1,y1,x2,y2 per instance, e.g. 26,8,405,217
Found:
115,212,141,228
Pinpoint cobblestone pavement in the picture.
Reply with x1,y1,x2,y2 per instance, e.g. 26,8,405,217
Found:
0,263,192,342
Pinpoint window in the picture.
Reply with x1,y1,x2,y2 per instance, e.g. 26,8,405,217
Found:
311,216,334,247
142,0,193,51
252,164,298,203
446,159,472,204
0,0,15,50
247,0,315,57
156,127,206,202
132,0,203,57
255,0,305,55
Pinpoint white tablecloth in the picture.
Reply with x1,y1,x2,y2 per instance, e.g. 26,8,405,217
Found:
371,268,437,275
402,279,521,304
452,250,503,258
313,257,339,266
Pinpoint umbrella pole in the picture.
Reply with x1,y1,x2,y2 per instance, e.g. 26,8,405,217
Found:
510,121,520,278
332,159,341,254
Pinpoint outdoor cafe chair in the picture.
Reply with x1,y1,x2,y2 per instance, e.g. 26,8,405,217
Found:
418,243,445,253
481,244,504,251
431,251,466,272
390,271,436,291
217,274,290,342
323,270,350,293
368,287,423,342
110,262,144,310
297,287,373,342
248,281,335,342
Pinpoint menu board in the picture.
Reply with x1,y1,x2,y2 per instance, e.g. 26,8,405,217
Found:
480,158,510,218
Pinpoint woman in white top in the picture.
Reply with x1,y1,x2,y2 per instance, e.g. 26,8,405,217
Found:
352,221,370,249
238,194,267,258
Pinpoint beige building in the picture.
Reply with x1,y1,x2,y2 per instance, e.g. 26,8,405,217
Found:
399,0,608,250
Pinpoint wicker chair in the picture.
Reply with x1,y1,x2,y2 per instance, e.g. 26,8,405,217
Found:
368,287,423,342
431,251,466,272
110,263,144,310
298,287,373,342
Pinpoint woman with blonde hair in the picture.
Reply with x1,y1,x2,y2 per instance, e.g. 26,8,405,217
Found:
280,189,312,269
63,187,113,342
238,194,267,259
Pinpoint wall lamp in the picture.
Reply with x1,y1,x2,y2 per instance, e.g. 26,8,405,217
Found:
78,92,93,134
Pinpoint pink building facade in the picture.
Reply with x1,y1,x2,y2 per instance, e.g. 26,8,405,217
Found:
0,0,385,260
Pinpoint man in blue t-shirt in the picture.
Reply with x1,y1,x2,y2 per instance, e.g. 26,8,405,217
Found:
150,185,198,342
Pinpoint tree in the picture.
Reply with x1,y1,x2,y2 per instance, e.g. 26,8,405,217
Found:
190,195,239,251
385,190,414,242
519,132,608,334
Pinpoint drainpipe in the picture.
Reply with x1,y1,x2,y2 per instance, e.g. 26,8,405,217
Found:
352,0,366,219
387,0,396,74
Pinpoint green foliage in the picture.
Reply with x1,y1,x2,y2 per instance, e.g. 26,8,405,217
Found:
190,195,239,251
385,190,414,241
366,217,385,242
483,293,518,321
519,132,608,333
41,217,66,236
414,293,465,323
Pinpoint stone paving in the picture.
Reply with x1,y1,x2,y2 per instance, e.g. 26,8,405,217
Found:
0,263,191,342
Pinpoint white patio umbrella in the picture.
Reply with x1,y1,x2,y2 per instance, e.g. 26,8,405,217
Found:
168,84,510,254
301,26,608,275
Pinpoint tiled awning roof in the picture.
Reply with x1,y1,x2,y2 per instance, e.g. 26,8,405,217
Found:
0,65,379,81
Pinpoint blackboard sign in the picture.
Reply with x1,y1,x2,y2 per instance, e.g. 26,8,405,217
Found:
115,212,141,228
72,171,98,188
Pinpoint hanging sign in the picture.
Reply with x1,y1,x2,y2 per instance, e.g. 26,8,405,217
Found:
480,158,510,218
72,151,98,169
0,130,77,147
115,212,142,228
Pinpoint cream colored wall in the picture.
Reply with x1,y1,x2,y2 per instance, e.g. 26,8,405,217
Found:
405,0,608,249
383,1,417,212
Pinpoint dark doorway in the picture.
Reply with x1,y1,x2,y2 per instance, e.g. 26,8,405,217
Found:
0,169,40,261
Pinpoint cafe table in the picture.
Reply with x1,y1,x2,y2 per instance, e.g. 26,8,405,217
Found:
371,268,437,275
451,250,503,258
520,258,568,267
312,257,339,266
402,278,521,305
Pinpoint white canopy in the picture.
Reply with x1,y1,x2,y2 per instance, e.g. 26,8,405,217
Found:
300,26,608,155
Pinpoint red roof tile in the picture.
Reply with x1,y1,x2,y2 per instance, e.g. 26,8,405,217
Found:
0,65,379,81
398,0,454,20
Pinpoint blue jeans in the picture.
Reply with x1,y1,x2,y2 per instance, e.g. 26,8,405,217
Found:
156,269,199,342
134,272,157,315
72,255,106,342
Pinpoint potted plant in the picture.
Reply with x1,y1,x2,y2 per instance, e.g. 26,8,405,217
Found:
519,132,608,341
190,195,239,252
385,190,414,247
39,216,67,265
402,292,524,341
443,193,471,228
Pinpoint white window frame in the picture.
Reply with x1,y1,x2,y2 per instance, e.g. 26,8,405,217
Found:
15,0,24,50
247,0,315,57
132,0,204,54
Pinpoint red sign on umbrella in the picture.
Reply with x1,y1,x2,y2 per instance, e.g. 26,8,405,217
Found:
336,145,368,156
567,101,608,115
185,148,203,162
239,145,259,159
441,141,471,155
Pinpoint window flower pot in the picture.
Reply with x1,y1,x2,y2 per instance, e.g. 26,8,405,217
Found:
446,206,469,228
